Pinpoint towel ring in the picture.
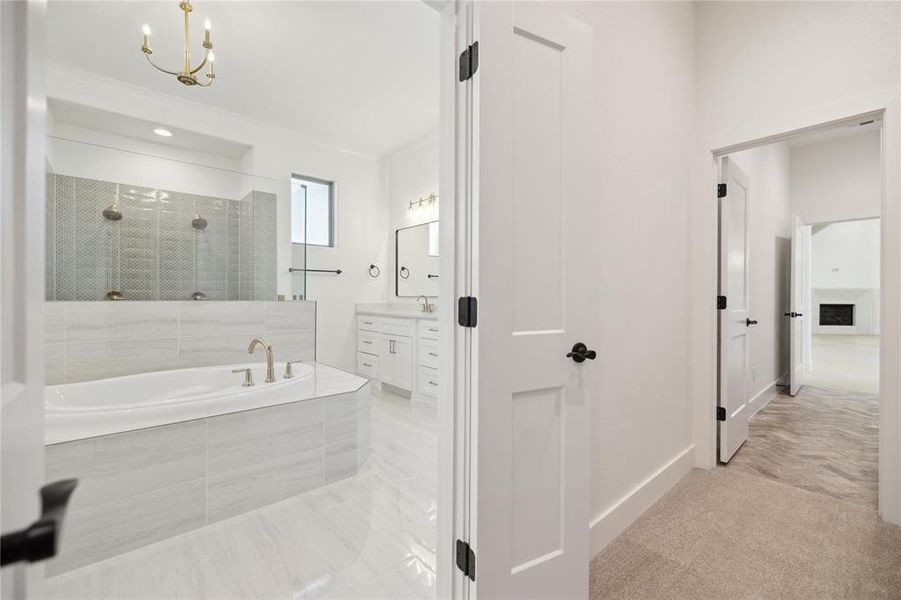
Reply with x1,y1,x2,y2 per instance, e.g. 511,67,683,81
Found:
399,266,410,279
369,264,381,278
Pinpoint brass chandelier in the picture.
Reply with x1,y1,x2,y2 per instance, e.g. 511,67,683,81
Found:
141,1,216,87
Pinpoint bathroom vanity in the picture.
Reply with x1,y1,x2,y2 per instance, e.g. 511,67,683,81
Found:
356,303,440,401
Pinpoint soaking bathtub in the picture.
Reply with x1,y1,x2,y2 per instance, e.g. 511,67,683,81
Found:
44,361,371,574
44,361,365,444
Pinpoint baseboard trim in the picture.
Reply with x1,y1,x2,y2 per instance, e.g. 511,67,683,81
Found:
748,380,779,418
589,445,694,557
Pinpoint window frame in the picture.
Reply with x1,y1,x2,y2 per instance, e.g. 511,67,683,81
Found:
290,173,336,248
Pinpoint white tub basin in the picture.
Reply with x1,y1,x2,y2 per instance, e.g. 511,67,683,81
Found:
45,362,366,444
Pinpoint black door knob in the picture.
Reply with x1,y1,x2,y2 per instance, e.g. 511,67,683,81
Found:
746,318,759,326
1,479,78,566
567,342,596,363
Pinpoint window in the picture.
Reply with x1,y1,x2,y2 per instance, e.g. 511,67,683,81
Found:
291,175,334,247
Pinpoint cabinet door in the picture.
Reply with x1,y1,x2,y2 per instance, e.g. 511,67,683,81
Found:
379,334,396,386
392,336,413,391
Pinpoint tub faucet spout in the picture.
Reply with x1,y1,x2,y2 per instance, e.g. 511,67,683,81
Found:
247,338,276,383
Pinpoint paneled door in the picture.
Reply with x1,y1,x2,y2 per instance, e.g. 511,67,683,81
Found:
1,1,51,597
468,2,594,597
718,157,752,463
788,222,807,395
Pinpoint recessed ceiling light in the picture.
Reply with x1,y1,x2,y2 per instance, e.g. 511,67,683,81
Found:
153,128,173,137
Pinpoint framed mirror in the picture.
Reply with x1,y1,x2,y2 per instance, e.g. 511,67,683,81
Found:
396,220,439,297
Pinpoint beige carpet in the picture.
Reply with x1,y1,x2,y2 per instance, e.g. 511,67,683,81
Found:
589,468,901,599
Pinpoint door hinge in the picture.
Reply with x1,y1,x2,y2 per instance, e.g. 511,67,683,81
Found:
456,539,476,581
458,296,478,328
717,406,726,421
459,41,479,82
717,183,727,198
717,295,727,310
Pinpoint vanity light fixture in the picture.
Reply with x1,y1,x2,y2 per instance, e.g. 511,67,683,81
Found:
408,193,438,215
141,2,217,87
153,128,173,137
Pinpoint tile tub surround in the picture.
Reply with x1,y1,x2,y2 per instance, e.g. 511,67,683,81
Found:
46,173,277,302
45,380,371,575
44,300,315,384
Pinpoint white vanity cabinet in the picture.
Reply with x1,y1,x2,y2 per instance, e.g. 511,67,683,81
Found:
355,307,439,400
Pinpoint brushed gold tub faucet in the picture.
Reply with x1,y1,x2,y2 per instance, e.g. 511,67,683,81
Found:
247,338,276,383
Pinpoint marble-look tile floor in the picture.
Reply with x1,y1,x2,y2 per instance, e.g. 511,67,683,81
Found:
806,334,879,394
45,390,437,599
726,384,879,507
589,468,901,600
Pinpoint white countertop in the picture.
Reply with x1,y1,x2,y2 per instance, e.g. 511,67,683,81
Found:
355,303,438,320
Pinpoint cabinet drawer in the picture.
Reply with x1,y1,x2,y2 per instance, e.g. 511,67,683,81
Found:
357,330,379,353
380,317,415,337
357,315,379,332
357,352,379,378
418,320,440,340
419,366,439,398
419,338,440,369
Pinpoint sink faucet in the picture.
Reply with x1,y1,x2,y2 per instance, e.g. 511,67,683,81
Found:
417,295,432,314
247,338,276,383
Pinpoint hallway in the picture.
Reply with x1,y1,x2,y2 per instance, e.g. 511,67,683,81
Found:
589,468,901,599
590,383,896,599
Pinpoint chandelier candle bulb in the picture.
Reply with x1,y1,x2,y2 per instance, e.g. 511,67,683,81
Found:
142,23,151,50
204,18,211,44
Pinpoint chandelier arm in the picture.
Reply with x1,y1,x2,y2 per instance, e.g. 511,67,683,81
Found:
144,53,180,76
189,54,209,75
195,78,214,88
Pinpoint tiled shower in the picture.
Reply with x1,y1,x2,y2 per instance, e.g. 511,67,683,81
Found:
45,173,277,301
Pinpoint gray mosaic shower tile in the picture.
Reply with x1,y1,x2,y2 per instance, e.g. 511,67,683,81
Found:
54,175,76,301
239,194,254,300
46,167,56,301
120,186,159,301
226,200,241,300
194,196,228,301
73,177,116,301
158,191,195,301
252,192,277,300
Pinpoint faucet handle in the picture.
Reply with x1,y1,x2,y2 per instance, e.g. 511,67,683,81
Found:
283,360,304,379
232,368,254,387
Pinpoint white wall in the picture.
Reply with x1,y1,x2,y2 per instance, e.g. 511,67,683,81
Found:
558,1,696,555
790,130,882,224
47,64,390,373
812,219,881,289
384,135,440,306
729,142,792,396
692,0,901,524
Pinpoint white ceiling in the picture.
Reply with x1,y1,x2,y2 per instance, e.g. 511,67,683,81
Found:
46,1,440,157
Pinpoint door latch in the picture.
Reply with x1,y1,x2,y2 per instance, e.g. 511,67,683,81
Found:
1,479,78,566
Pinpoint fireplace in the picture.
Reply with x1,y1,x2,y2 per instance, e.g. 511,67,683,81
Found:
819,303,854,327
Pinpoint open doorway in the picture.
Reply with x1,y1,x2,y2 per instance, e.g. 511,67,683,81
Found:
716,117,883,508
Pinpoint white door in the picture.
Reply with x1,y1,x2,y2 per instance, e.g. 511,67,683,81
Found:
718,157,753,463
1,1,49,597
788,222,806,395
469,2,593,598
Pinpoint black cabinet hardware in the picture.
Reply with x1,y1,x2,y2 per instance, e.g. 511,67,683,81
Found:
746,318,759,326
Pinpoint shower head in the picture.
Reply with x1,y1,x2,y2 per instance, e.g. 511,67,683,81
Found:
106,290,125,301
190,291,208,301
102,206,123,221
191,216,208,230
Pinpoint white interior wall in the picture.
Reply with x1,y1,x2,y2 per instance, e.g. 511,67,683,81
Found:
558,1,696,555
729,142,792,397
812,219,881,289
692,0,901,524
47,64,390,373
790,130,882,224
383,135,440,306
